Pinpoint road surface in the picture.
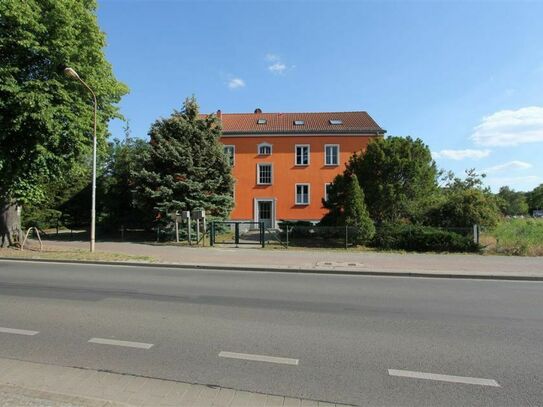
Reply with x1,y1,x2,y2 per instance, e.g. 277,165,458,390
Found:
0,259,541,406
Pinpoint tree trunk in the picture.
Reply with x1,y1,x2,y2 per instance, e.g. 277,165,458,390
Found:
0,200,22,248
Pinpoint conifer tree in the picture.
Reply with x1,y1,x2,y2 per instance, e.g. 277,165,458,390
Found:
344,174,375,243
135,97,234,225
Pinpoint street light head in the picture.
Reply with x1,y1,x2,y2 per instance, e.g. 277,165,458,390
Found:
64,67,80,80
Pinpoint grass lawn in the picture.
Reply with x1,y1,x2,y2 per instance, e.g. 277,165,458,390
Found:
482,218,543,256
0,246,156,263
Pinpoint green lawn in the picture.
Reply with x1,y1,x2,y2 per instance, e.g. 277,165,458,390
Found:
482,218,543,256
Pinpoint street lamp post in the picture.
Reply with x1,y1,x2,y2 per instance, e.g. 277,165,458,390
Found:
64,67,97,253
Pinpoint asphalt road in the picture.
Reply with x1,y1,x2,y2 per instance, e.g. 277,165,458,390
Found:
0,259,542,406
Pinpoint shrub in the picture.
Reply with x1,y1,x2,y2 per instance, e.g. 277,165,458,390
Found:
372,224,481,253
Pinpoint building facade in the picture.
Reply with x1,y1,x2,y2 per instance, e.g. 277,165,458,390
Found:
218,109,385,228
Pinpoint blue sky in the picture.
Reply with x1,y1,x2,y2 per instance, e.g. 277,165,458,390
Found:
98,0,543,192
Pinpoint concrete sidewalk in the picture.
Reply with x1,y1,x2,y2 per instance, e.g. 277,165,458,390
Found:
0,358,348,407
32,239,543,279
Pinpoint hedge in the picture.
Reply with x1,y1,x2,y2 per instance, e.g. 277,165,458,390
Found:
372,224,481,253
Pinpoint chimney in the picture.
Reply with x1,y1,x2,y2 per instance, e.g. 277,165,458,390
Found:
254,108,262,114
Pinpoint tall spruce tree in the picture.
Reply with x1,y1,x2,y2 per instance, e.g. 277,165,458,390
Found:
135,97,234,226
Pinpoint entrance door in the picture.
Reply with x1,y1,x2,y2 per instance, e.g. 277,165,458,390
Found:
258,200,273,228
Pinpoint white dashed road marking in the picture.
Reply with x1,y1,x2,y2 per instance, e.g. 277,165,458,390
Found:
0,327,39,336
388,369,500,387
219,351,299,365
88,337,154,349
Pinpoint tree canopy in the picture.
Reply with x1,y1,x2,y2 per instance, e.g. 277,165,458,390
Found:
345,136,439,223
527,184,543,214
426,170,502,228
496,186,529,216
134,97,234,225
0,0,128,206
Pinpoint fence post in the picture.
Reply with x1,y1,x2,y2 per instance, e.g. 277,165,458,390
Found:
473,224,480,244
345,225,348,249
286,226,289,249
175,220,179,243
210,222,215,246
235,222,240,248
260,222,265,248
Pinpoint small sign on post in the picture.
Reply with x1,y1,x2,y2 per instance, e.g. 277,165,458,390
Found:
192,210,206,246
181,211,191,245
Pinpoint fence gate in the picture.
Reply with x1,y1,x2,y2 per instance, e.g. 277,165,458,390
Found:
210,221,265,248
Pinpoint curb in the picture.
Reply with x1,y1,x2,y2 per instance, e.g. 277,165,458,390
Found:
1,256,542,281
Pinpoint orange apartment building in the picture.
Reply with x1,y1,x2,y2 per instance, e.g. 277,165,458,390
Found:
218,109,385,228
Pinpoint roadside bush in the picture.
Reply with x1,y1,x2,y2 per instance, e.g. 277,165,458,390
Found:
372,224,481,253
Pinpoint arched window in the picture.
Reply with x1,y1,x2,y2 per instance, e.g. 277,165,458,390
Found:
258,142,272,156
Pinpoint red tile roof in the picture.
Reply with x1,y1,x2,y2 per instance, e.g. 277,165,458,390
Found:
213,111,385,135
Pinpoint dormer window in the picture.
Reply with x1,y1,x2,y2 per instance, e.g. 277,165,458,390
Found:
294,120,305,126
257,118,267,124
258,142,272,156
329,119,343,125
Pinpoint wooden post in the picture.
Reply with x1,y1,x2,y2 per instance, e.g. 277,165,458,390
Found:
187,217,192,245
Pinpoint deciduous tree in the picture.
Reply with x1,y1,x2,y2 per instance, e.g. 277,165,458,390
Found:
346,136,439,223
0,0,127,244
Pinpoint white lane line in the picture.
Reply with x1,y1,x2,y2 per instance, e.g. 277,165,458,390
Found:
0,327,39,336
388,369,500,387
88,337,153,350
219,351,299,366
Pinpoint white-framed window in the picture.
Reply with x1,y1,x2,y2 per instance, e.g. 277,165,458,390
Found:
324,183,332,202
295,144,310,166
324,144,339,166
258,142,272,156
223,145,235,166
257,163,273,185
295,183,310,205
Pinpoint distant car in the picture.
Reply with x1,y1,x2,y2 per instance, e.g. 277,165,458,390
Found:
533,210,543,218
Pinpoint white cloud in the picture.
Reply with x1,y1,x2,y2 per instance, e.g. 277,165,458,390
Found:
265,53,292,75
227,77,245,89
431,149,491,160
483,160,532,174
472,106,543,146
268,62,286,74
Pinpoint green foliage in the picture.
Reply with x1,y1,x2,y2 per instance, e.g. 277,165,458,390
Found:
99,135,149,230
490,218,543,256
426,170,502,228
346,136,439,223
526,184,543,213
343,174,375,243
320,174,348,225
0,0,128,205
496,186,529,216
134,97,234,224
372,224,480,253
320,174,375,244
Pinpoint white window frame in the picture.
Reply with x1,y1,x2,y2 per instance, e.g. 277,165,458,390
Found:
324,144,340,166
223,145,235,166
295,183,310,205
257,142,272,156
295,144,310,166
324,183,332,202
257,163,273,185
